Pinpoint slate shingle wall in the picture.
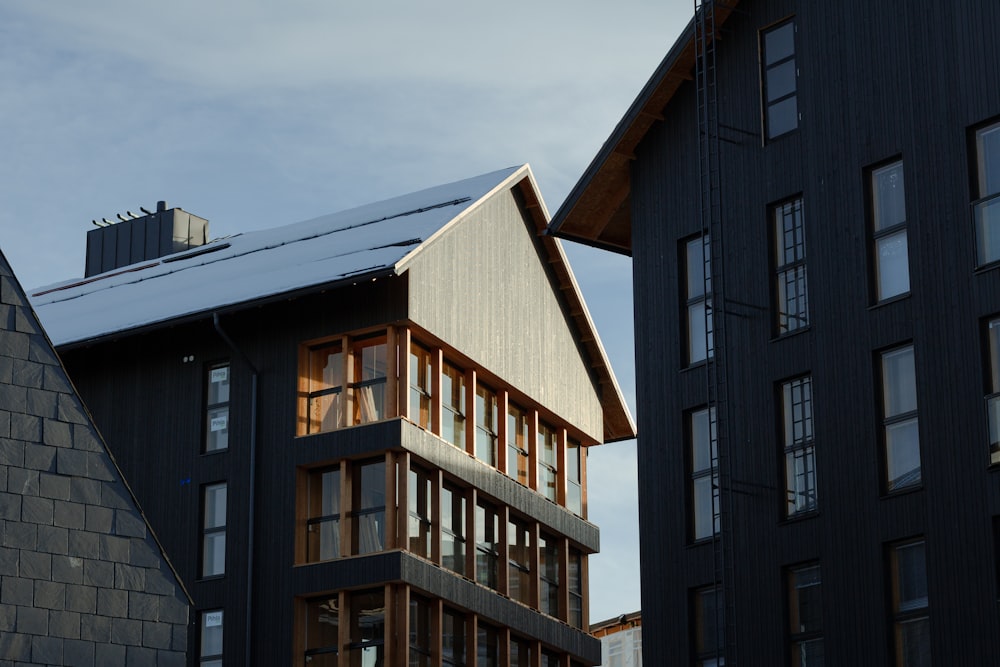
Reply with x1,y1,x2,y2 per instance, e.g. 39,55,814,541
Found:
0,252,189,666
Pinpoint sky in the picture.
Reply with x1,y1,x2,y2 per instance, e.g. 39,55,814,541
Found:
0,1,692,622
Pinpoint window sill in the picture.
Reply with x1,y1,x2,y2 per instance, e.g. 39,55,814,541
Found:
781,509,819,524
880,482,923,500
770,325,811,343
869,293,910,309
974,259,1000,275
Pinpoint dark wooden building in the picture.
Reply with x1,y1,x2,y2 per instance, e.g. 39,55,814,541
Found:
30,166,635,666
550,0,1000,664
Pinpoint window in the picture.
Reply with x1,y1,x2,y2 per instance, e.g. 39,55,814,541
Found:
507,517,532,605
993,517,1000,602
204,363,230,452
539,533,560,618
870,160,910,301
304,597,339,665
509,636,531,667
541,649,561,667
306,466,341,562
685,235,713,365
410,343,433,429
306,341,344,433
202,483,226,577
973,119,1000,266
409,594,432,667
881,346,921,491
781,376,817,516
569,548,584,629
537,422,558,502
762,19,798,140
475,384,498,466
442,362,466,448
773,198,809,334
442,607,467,667
566,439,583,516
475,500,499,590
690,407,719,541
693,586,724,666
200,609,223,667
507,404,529,485
442,483,466,577
787,564,823,666
889,540,930,667
477,621,500,667
352,460,386,554
347,588,385,666
408,466,433,559
985,317,1000,466
352,336,387,424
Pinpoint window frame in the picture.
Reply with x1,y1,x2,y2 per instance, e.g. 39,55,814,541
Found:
408,465,434,560
304,339,345,435
442,607,467,667
692,585,723,667
689,406,719,542
507,516,532,605
199,609,224,667
984,316,1000,467
780,375,817,517
972,118,1000,268
772,197,809,335
683,235,714,366
410,341,433,430
538,532,560,618
787,563,823,666
475,383,499,467
201,482,227,578
305,465,342,563
566,439,584,517
351,458,386,555
345,587,386,665
204,362,230,453
879,345,922,492
507,403,530,485
441,482,467,577
888,539,930,667
761,17,799,141
475,498,500,590
868,158,910,302
537,422,559,503
441,361,467,449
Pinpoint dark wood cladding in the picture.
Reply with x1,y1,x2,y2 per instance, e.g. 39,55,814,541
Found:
629,0,1000,664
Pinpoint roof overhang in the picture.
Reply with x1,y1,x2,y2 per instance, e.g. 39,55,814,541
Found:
547,3,741,254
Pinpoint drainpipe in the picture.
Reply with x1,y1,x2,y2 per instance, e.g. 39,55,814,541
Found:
213,312,258,667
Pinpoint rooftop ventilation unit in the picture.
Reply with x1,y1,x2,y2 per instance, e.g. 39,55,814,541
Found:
84,201,209,277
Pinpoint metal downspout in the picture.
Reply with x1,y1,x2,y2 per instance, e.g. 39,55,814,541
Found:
213,312,258,667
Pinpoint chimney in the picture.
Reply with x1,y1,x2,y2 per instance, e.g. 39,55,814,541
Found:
84,204,209,277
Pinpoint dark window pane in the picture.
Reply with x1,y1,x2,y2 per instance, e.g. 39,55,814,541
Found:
767,59,797,100
765,21,795,63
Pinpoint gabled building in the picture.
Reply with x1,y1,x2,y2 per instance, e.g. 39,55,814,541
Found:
0,249,189,665
550,0,1000,664
30,165,635,666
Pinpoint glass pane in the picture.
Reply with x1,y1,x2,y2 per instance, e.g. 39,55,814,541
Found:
312,345,343,392
785,446,817,515
410,345,432,429
202,532,226,577
882,347,917,416
765,21,795,63
988,395,1000,465
510,638,531,667
768,96,798,138
694,588,722,654
409,595,431,664
693,474,717,540
873,162,906,231
307,518,340,562
989,320,1000,392
204,485,227,529
777,266,809,332
775,200,806,266
791,638,824,667
687,236,709,299
477,623,500,667
767,59,797,101
442,486,465,576
977,122,1000,197
442,610,466,666
788,566,822,633
895,542,928,611
207,365,230,404
876,230,910,300
885,417,921,490
310,390,343,432
691,408,716,473
306,597,339,652
442,364,466,448
200,609,223,657
689,301,709,364
896,617,930,667
974,196,1000,266
205,406,229,452
783,378,813,445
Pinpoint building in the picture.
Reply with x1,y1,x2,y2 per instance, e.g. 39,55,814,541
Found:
591,611,641,667
0,248,189,665
550,0,1000,664
29,165,635,666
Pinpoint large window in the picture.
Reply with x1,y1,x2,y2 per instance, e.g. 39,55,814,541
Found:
781,376,816,516
787,564,823,666
409,594,432,667
569,548,584,629
761,18,798,140
690,407,719,541
985,317,1000,466
352,459,386,555
870,160,910,301
537,422,558,502
889,540,930,667
566,439,583,517
352,336,387,424
306,466,341,562
304,597,339,665
347,588,385,666
200,609,223,667
442,362,466,448
773,198,809,334
442,483,466,577
410,342,433,429
303,334,387,432
510,636,532,667
202,483,226,577
973,119,1000,266
693,586,723,667
508,517,532,605
475,499,499,590
507,403,529,485
442,608,467,667
685,235,713,365
305,341,344,433
477,621,501,667
475,384,499,466
881,346,921,491
408,466,433,559
204,363,230,453
539,533,560,618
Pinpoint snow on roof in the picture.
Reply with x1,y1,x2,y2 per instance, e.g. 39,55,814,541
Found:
30,167,521,346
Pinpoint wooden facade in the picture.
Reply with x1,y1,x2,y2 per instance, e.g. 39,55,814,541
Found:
43,168,633,666
552,0,1000,664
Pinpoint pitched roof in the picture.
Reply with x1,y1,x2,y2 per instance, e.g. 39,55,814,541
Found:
28,165,635,442
547,2,741,253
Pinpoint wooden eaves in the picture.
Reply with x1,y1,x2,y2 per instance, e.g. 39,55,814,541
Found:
547,2,741,255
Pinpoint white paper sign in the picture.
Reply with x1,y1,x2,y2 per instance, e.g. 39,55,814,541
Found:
210,416,228,432
210,367,229,384
205,611,223,627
